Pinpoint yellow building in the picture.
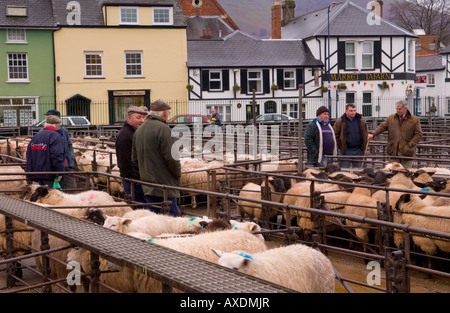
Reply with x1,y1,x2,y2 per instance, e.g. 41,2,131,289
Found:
53,0,188,125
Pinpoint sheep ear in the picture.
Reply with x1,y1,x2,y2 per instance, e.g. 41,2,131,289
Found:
121,218,133,226
242,258,252,268
248,222,259,232
211,248,224,258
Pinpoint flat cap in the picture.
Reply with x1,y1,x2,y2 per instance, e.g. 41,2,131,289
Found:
46,115,61,124
150,100,171,112
127,106,148,115
45,109,61,117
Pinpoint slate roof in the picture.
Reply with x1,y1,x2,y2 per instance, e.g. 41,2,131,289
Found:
282,0,416,39
187,31,323,68
415,55,445,72
440,45,450,54
50,0,185,27
186,16,234,40
0,0,55,27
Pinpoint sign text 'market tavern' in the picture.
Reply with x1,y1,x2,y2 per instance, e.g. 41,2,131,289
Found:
330,73,392,81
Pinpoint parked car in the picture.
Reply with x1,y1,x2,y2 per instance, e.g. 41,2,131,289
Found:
256,113,296,121
168,114,209,124
35,116,91,126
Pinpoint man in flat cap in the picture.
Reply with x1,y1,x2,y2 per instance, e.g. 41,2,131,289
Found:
26,115,65,188
132,100,181,216
44,109,76,190
116,105,148,205
304,106,337,167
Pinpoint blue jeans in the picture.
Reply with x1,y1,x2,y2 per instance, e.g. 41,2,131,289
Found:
122,180,147,207
144,196,180,217
339,148,363,168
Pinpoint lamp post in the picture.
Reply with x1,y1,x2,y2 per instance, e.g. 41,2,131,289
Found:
327,2,337,115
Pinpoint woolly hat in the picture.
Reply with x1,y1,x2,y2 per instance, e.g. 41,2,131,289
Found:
316,106,329,116
150,100,171,112
127,106,148,115
46,115,61,124
45,109,61,117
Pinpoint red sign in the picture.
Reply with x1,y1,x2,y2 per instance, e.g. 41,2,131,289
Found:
415,76,427,84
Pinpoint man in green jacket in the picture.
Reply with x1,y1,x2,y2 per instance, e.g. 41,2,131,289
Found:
132,100,181,216
368,100,422,168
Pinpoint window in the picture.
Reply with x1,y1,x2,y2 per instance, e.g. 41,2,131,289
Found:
408,40,414,71
247,70,262,93
429,42,436,51
345,42,356,69
362,42,373,69
153,7,173,25
6,29,26,43
6,6,27,17
362,92,372,116
283,70,296,89
84,52,104,78
416,43,421,51
120,7,138,24
209,71,222,90
125,51,143,77
282,103,298,118
427,74,435,86
346,92,355,104
7,53,28,81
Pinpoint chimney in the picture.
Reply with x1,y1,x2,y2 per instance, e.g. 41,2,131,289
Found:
282,0,296,26
372,0,383,18
271,0,281,39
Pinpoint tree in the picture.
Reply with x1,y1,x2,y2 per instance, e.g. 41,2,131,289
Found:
389,0,450,44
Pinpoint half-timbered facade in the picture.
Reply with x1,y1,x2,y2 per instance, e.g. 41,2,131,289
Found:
281,0,418,118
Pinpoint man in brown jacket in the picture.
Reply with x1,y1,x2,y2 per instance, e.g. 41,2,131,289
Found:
333,104,368,168
368,100,422,168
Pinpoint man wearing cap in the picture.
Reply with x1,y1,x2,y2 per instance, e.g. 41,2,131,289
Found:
304,106,337,167
44,110,76,190
116,106,148,206
26,115,65,188
132,100,181,216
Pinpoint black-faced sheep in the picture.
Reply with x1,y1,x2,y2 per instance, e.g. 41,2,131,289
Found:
395,193,450,256
212,243,335,293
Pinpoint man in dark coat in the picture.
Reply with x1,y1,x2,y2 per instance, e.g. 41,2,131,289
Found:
132,100,181,216
45,110,76,190
116,105,148,205
333,104,368,168
26,115,65,188
210,108,222,126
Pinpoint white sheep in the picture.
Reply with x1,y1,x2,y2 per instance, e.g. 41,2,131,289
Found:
0,165,27,195
212,243,335,293
103,214,212,237
395,193,450,256
100,227,267,293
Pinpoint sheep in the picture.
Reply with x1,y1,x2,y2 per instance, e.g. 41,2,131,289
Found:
102,214,212,237
0,165,27,196
180,158,226,208
212,243,335,293
344,186,379,251
395,193,450,256
238,176,291,220
96,227,267,293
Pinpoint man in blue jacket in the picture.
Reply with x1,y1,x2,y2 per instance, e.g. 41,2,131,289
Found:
26,115,65,188
45,110,76,190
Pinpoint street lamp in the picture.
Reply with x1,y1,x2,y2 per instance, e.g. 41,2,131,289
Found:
327,2,337,115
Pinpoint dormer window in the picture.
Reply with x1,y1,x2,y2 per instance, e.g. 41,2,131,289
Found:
6,5,27,17
153,7,173,25
120,7,138,25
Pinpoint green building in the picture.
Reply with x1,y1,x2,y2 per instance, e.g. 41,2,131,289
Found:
0,1,56,126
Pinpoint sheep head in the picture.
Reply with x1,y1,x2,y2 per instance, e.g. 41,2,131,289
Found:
29,186,50,202
212,249,253,271
103,216,133,232
84,208,106,225
395,194,412,211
